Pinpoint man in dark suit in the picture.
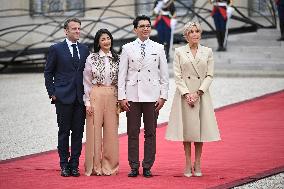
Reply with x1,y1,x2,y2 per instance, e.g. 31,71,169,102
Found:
44,18,89,177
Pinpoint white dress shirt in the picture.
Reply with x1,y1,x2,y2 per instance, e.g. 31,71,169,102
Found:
65,38,80,59
99,50,112,86
83,50,119,106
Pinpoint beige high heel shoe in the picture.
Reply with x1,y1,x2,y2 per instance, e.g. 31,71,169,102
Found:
184,166,193,177
193,163,202,177
184,171,193,177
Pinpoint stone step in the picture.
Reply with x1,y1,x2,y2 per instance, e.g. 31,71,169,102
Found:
227,46,283,52
215,61,284,70
214,69,284,77
257,29,281,36
252,35,281,41
214,53,284,60
202,40,283,49
215,61,284,68
216,57,284,63
168,65,284,78
228,40,281,47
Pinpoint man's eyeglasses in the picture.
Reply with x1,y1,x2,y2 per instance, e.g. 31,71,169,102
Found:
138,25,151,29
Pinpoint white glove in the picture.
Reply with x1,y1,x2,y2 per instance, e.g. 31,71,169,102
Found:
170,18,177,29
226,6,234,18
154,1,164,15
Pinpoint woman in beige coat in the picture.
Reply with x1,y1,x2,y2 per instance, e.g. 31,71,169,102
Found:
165,22,220,177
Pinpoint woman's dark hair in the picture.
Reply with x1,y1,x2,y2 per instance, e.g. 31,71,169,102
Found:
93,29,118,62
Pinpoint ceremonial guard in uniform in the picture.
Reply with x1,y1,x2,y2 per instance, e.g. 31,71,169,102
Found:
209,0,233,51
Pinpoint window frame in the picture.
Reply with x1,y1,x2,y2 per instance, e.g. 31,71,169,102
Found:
29,0,85,17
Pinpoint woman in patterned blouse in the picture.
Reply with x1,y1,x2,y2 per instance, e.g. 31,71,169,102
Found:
83,29,120,176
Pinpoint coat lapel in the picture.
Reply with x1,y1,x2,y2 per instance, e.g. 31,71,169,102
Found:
184,45,193,61
77,43,86,69
63,40,77,69
194,44,202,65
63,40,72,57
184,44,201,76
130,42,143,69
141,40,153,68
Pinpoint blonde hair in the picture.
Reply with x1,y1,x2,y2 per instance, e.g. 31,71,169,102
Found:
183,21,202,40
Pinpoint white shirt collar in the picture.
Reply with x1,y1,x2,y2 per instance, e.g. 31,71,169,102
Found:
99,49,112,58
136,38,150,46
65,38,78,47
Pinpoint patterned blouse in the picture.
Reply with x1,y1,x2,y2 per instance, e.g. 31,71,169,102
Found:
83,50,119,106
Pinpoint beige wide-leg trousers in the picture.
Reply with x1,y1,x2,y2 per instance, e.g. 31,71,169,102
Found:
85,85,119,176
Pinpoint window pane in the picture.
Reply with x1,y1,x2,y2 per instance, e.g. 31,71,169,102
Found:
249,0,275,16
135,0,153,16
30,0,85,17
176,0,194,17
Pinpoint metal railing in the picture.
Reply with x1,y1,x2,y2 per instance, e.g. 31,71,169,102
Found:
0,0,277,71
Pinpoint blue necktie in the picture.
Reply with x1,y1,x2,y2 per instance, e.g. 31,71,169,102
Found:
141,43,146,59
71,44,79,68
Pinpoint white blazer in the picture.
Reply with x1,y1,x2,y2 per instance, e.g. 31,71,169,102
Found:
118,38,169,102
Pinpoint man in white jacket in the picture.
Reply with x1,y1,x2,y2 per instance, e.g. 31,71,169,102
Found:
118,15,169,178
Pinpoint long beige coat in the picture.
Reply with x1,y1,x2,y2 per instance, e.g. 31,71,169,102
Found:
165,44,221,142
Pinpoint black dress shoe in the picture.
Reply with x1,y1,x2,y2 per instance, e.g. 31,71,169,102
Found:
143,168,153,178
217,47,226,52
217,47,222,51
70,167,80,177
128,168,139,177
61,167,71,177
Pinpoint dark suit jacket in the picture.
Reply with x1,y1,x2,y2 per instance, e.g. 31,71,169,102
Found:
44,40,90,104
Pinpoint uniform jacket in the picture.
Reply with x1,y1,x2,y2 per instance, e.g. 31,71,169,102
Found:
118,38,169,102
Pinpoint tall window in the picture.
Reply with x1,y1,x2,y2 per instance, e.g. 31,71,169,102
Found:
135,0,194,17
30,0,85,17
135,0,153,16
176,0,194,17
249,0,275,16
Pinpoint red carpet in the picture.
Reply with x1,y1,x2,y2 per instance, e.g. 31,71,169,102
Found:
1,91,284,189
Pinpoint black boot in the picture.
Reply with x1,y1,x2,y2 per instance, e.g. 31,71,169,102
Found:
216,31,224,51
164,42,170,61
216,31,221,51
277,22,284,41
220,31,227,51
128,168,139,177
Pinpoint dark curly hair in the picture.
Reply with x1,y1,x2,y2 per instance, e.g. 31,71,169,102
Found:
133,15,151,29
93,29,118,62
